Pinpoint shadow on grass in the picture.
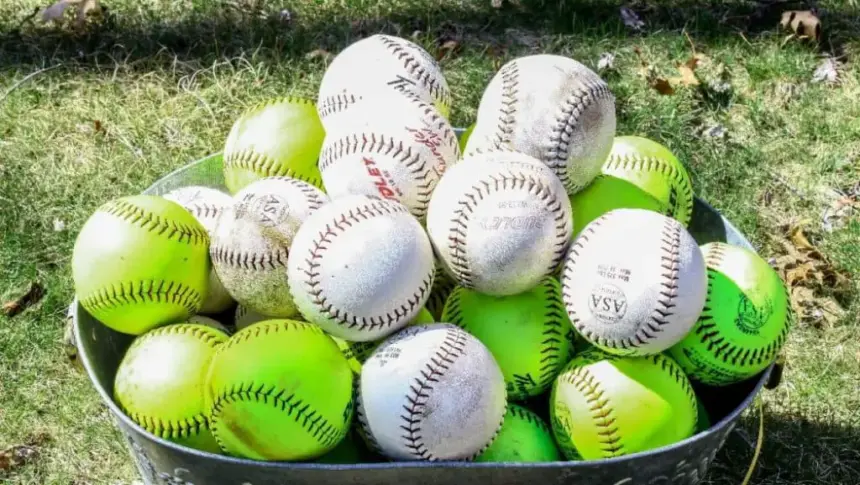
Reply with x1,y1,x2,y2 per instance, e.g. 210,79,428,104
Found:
706,408,860,484
0,0,856,72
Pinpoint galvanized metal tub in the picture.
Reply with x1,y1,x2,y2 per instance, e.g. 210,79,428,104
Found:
72,149,773,485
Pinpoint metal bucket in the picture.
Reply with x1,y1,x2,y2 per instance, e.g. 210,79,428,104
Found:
72,149,774,485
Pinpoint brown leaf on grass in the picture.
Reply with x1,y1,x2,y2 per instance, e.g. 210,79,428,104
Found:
0,446,38,474
2,282,45,318
0,432,51,474
772,219,851,328
674,64,700,86
651,78,675,95
780,10,821,41
436,40,460,61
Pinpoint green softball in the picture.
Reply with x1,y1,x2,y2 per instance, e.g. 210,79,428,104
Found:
695,396,711,433
569,136,694,237
668,242,791,386
207,319,354,461
334,307,434,374
223,97,325,194
442,276,574,401
72,195,210,335
475,404,561,463
114,324,226,453
550,349,697,460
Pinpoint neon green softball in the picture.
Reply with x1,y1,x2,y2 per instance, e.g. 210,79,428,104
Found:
442,276,574,400
475,404,561,463
569,136,694,236
668,242,791,386
207,319,354,461
72,195,210,335
334,307,434,374
114,324,226,453
695,396,711,433
223,97,325,194
550,349,697,460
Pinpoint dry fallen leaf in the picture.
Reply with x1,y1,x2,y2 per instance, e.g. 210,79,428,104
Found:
651,78,675,95
436,40,461,61
780,10,821,41
675,64,700,86
772,219,851,328
0,445,38,474
2,282,45,318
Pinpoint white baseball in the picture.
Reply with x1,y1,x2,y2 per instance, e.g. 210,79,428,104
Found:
210,177,328,317
426,149,573,296
287,194,435,342
318,94,458,221
317,34,451,122
163,185,236,314
465,54,616,195
561,208,707,356
357,323,506,461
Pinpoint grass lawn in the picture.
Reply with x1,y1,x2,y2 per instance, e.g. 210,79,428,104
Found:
1,0,858,483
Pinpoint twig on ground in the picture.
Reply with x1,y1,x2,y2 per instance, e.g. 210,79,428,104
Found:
0,65,62,104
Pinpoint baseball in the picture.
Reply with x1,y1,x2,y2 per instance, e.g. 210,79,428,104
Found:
163,185,236,314
465,54,616,195
210,177,328,318
357,323,507,461
317,34,451,121
318,93,459,221
287,194,435,342
561,208,707,356
426,149,573,296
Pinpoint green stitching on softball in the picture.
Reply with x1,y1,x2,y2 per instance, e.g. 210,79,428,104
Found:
207,319,354,461
72,195,210,335
114,323,227,453
668,242,792,386
442,276,574,400
550,349,697,460
223,96,325,194
569,136,694,237
475,404,561,463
